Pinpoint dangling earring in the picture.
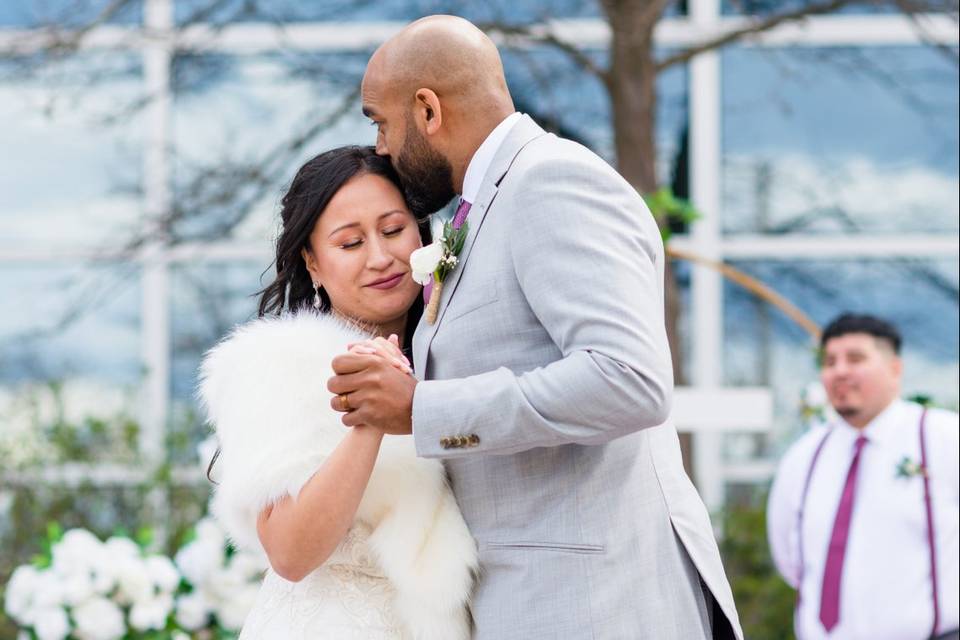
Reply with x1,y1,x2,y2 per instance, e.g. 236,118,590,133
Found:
312,282,322,310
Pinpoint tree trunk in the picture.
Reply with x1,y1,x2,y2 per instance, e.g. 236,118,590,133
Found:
603,0,694,477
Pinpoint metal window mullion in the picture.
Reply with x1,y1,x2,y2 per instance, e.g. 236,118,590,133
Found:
140,0,173,548
0,15,956,54
689,0,727,516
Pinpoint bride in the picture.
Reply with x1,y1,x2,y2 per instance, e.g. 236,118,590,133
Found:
199,146,476,639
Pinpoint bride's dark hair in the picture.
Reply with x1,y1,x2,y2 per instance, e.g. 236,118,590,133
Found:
256,145,430,321
208,146,429,484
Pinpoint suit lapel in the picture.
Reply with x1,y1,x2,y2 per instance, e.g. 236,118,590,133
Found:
413,115,547,376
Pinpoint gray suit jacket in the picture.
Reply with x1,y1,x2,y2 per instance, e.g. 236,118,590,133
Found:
412,115,743,639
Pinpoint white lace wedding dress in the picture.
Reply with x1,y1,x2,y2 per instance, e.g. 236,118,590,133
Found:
240,523,406,639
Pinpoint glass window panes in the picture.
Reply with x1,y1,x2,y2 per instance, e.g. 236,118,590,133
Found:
722,46,959,235
0,264,142,387
171,52,372,243
169,260,265,462
0,0,142,27
723,0,900,15
0,54,143,251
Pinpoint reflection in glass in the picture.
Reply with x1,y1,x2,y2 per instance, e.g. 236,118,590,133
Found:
169,261,265,462
0,264,141,386
722,46,959,235
722,0,899,15
0,55,143,250
171,53,371,243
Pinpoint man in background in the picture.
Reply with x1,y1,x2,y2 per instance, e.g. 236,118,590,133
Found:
768,313,959,639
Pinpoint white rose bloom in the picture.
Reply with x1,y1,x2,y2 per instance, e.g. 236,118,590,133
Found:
90,560,118,596
115,556,153,604
409,242,444,285
194,518,226,546
215,584,259,631
175,539,222,586
52,529,103,577
229,553,267,582
33,606,71,640
104,536,141,559
145,555,181,593
175,592,212,631
61,570,95,606
129,594,173,631
31,571,66,610
72,597,126,640
4,565,40,621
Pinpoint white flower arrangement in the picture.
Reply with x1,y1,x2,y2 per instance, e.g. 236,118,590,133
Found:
173,517,265,633
0,380,139,469
4,527,179,639
4,519,265,639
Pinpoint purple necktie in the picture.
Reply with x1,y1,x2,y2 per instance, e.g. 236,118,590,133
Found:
819,435,868,632
452,198,472,230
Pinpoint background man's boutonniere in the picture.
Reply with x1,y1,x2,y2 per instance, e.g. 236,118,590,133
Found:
410,221,469,324
895,456,927,479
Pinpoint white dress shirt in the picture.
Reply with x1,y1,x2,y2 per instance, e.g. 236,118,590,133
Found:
460,111,522,204
768,399,959,639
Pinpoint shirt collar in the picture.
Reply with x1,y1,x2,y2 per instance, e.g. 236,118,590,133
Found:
835,397,906,446
460,112,522,204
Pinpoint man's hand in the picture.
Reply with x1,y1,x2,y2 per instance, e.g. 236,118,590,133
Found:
328,345,417,435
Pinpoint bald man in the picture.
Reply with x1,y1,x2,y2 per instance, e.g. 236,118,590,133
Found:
329,15,743,639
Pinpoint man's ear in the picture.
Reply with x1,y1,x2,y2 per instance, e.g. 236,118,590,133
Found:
414,88,442,135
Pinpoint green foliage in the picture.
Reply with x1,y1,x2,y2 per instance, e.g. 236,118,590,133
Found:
907,393,933,407
643,186,700,243
720,490,797,640
435,221,469,282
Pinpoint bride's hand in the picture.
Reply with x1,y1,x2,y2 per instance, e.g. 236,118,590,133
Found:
348,335,412,375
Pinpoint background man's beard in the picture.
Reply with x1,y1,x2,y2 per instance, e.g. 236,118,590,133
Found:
395,127,455,215
836,406,860,418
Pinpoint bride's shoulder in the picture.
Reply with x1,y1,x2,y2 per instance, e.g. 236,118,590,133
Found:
198,311,367,434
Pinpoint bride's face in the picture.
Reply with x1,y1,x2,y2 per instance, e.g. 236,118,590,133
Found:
302,173,423,327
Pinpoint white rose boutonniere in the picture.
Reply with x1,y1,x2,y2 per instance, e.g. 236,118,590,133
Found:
410,241,445,285
410,221,468,323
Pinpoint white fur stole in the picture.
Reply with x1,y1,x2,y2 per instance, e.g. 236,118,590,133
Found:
198,312,476,639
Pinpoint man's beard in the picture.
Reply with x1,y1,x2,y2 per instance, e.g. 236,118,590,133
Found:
394,120,456,215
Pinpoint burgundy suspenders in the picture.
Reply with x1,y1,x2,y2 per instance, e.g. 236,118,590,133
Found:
795,427,833,610
795,409,939,637
919,409,940,638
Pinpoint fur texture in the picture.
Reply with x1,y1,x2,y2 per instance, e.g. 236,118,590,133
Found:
199,312,477,639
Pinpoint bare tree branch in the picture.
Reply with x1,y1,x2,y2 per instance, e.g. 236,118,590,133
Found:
894,0,960,66
476,21,611,88
659,0,897,71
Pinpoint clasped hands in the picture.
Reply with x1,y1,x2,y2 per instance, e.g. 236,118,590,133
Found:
327,335,417,435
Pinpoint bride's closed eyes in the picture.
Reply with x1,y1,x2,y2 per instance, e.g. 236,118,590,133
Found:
335,224,408,250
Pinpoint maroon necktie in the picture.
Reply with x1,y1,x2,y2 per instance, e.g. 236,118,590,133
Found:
819,435,868,631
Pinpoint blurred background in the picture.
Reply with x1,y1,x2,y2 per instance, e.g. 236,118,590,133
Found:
0,1,957,638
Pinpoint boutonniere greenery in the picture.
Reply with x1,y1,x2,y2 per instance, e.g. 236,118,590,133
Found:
895,456,927,479
410,220,469,324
